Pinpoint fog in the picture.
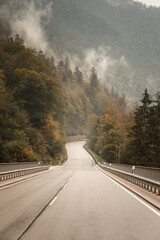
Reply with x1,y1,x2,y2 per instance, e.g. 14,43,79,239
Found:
133,0,160,7
0,0,155,100
68,46,133,98
0,0,53,55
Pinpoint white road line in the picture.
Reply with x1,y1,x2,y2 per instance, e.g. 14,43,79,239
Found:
63,183,68,188
49,196,58,206
49,176,73,206
95,166,160,217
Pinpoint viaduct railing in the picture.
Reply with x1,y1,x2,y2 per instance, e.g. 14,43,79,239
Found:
0,166,49,182
97,161,160,181
84,146,160,196
98,163,160,196
0,162,39,173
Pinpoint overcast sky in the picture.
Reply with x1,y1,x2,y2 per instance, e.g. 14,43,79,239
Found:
133,0,160,7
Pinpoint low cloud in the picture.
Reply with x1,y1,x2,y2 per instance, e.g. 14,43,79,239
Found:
132,0,160,8
0,0,53,55
68,47,133,98
83,47,129,80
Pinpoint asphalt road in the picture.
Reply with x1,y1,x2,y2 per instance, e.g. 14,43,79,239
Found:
0,141,160,240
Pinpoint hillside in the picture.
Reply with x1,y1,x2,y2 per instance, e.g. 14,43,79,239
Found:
0,0,160,99
0,35,121,163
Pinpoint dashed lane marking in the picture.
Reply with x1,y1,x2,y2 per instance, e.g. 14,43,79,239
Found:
63,183,68,188
49,196,58,206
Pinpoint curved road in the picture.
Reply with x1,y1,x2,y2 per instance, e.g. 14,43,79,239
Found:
0,141,160,240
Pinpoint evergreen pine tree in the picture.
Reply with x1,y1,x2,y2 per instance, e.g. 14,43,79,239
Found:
130,89,152,165
73,66,83,84
89,67,99,88
152,92,160,166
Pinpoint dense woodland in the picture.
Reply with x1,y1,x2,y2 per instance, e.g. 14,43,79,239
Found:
0,36,160,167
1,1,160,167
0,36,119,164
0,36,66,163
88,89,160,167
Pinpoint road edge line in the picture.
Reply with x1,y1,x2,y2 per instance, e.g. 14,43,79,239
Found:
83,144,160,213
95,165,160,216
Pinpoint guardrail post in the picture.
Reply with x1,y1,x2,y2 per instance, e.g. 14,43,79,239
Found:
152,187,156,194
148,185,152,192
145,184,149,190
132,165,135,174
156,188,160,195
140,182,143,187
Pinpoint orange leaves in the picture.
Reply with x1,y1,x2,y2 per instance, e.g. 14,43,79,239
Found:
14,145,35,162
94,103,133,163
0,69,5,80
42,115,66,157
0,37,67,163
43,115,61,141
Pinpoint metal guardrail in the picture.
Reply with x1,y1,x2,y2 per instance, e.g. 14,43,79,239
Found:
0,162,39,172
98,163,160,195
84,146,160,196
0,166,50,182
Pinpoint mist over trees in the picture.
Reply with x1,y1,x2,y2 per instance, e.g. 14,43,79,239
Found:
1,0,160,99
0,1,160,167
0,36,119,163
0,36,159,167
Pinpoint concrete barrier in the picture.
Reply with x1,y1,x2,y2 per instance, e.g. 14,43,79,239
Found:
0,162,39,173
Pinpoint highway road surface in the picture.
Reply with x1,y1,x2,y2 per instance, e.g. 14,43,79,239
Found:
0,141,160,240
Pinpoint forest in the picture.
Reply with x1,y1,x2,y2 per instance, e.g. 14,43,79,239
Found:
0,35,119,164
0,35,160,167
88,89,160,167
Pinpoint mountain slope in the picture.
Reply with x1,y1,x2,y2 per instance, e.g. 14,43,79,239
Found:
47,0,160,98
74,0,160,74
46,0,122,55
1,0,160,99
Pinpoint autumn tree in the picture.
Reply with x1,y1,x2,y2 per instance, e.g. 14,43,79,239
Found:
0,37,67,163
42,115,65,159
88,104,129,163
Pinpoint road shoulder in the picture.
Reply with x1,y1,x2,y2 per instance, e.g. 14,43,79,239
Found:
96,164,160,211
